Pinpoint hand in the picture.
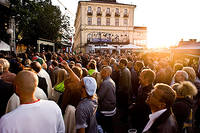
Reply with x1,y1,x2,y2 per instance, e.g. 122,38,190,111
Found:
61,60,70,69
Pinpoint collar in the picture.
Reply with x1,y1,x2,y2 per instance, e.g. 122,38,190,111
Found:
143,109,167,132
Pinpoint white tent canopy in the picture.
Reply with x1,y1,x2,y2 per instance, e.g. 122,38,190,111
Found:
120,44,143,49
94,45,116,49
0,40,10,51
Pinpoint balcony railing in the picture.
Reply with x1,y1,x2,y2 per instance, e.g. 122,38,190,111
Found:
106,12,111,17
96,11,102,16
87,10,93,15
124,13,129,17
115,12,120,17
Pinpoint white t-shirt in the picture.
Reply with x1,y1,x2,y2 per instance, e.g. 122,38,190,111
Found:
6,87,48,113
38,68,53,99
0,100,65,133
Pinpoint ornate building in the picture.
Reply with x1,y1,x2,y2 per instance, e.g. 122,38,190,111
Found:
133,26,147,48
73,0,137,53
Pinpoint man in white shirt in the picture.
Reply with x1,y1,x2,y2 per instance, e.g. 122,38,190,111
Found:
0,70,65,133
143,83,178,133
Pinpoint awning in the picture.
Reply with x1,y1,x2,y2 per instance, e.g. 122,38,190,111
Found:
0,40,10,51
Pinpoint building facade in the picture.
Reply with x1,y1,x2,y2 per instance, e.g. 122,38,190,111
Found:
73,0,136,53
133,26,147,48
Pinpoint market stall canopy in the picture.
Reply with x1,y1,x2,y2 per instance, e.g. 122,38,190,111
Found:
95,45,116,49
0,40,10,51
173,43,200,55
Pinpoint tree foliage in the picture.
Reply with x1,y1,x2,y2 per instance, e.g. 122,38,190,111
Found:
9,0,72,46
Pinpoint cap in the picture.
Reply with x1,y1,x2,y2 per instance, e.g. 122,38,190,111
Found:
83,77,97,96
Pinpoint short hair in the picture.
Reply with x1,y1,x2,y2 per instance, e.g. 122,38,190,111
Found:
182,67,196,82
72,66,83,78
52,60,58,67
0,58,10,71
134,61,144,72
141,69,156,84
154,83,176,108
171,83,180,93
89,62,96,69
30,62,41,73
174,70,188,82
174,63,183,72
177,81,197,97
82,67,88,77
120,58,128,66
102,66,112,76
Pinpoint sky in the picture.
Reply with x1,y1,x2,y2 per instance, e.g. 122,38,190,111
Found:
52,0,200,48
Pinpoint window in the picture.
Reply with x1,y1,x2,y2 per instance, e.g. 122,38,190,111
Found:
124,19,128,26
97,17,101,25
124,9,127,14
88,6,92,12
106,8,110,13
88,17,92,25
115,18,119,26
97,7,101,13
116,8,119,13
106,18,110,26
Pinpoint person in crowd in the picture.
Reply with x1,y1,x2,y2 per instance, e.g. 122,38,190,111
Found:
0,75,14,117
130,69,155,133
88,62,97,76
143,83,178,133
91,71,102,90
59,60,81,114
173,70,189,83
49,60,61,87
172,81,197,133
5,68,48,113
52,69,68,103
0,58,16,84
30,62,48,96
36,60,53,99
182,67,200,130
111,62,120,92
72,66,83,79
132,60,145,99
82,67,89,77
97,66,116,133
117,58,132,122
76,77,98,133
0,70,65,133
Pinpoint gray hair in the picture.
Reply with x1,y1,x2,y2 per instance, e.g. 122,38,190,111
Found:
174,70,188,82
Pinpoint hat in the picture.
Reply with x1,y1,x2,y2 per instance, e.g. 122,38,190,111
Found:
32,56,44,65
83,77,97,96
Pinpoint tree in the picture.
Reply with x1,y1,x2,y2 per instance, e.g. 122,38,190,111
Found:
9,0,72,47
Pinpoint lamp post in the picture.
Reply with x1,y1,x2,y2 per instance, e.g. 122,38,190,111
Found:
7,16,16,54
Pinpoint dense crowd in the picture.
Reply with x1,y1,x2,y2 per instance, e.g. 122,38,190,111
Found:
0,51,200,133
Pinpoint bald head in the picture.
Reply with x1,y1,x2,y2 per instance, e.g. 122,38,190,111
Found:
15,70,38,96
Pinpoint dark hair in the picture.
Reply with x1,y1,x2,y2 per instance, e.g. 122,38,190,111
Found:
120,58,128,66
89,62,96,69
52,60,58,67
30,62,41,73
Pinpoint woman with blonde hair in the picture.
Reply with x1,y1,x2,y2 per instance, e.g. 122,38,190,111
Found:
172,81,197,133
51,69,68,103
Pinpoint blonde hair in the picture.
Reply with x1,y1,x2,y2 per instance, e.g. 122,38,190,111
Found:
177,81,197,98
182,67,196,82
55,69,68,86
154,83,176,107
0,58,10,71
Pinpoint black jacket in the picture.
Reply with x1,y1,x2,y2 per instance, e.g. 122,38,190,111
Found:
143,109,178,133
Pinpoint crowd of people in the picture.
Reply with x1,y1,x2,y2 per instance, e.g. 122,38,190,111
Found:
0,51,200,133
